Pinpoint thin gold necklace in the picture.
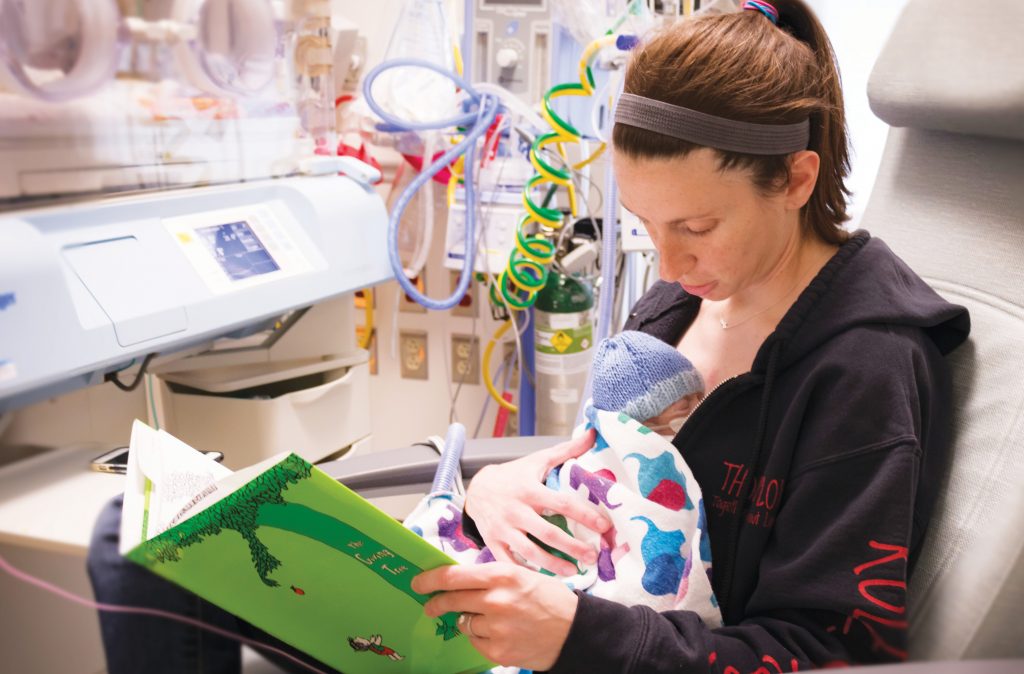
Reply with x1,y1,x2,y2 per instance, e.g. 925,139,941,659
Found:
717,270,809,330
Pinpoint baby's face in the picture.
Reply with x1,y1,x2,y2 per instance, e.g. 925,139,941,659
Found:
643,392,704,434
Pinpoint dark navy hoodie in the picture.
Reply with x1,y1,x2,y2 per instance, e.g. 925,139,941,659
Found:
537,231,970,673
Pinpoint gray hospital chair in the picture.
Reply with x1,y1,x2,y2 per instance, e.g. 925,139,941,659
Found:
860,0,1024,661
317,0,1024,671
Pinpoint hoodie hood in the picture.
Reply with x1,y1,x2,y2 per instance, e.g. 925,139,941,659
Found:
757,231,971,372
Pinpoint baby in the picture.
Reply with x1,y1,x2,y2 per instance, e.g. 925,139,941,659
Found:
405,330,720,627
590,329,705,438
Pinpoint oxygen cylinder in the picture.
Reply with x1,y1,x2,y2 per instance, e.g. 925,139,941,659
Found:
534,272,594,436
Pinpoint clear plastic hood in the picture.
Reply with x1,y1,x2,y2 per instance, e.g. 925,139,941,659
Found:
0,0,331,207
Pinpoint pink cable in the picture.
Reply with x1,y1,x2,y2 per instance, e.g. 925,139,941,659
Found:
0,551,330,674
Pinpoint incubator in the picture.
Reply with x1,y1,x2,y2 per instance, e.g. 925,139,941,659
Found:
0,0,354,203
0,1,391,668
0,0,391,415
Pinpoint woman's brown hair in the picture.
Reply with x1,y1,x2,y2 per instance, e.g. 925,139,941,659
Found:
613,0,851,245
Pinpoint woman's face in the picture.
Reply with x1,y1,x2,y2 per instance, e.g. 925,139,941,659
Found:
614,149,799,302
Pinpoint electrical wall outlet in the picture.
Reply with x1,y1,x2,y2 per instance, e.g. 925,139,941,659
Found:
353,288,375,310
399,330,429,379
450,271,477,318
451,334,480,385
399,275,427,313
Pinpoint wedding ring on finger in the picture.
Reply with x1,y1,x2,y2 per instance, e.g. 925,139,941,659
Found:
457,612,482,638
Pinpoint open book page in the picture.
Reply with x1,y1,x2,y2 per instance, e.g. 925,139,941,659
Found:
120,420,251,553
162,451,296,532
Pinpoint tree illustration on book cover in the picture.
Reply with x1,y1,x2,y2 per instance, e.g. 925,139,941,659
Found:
144,455,312,586
127,453,491,674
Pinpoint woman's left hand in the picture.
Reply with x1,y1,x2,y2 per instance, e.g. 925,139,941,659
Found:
412,562,578,671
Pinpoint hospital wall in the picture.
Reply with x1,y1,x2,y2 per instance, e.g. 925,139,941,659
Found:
808,0,910,225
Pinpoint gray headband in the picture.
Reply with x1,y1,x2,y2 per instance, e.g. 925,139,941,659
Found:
614,92,810,155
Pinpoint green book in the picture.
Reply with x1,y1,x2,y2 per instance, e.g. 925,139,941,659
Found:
120,420,494,674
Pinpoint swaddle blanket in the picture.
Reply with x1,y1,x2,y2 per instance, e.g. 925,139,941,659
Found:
404,405,721,628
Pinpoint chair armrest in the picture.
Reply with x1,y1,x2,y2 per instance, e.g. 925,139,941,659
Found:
318,435,568,491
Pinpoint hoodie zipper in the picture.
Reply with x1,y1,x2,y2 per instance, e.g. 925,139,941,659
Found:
690,374,740,418
667,372,748,620
674,373,748,444
675,343,782,620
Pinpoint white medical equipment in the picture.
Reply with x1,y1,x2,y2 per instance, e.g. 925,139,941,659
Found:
620,207,657,252
0,0,311,202
150,294,375,470
473,0,552,104
443,159,536,274
0,171,391,414
0,0,393,415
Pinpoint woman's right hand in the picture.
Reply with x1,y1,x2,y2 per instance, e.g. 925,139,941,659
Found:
464,429,611,576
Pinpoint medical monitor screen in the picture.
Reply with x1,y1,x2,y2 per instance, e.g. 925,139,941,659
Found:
197,221,280,281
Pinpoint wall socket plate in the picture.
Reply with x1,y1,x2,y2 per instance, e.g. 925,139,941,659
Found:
449,271,477,318
399,330,429,379
451,334,480,386
353,288,375,310
399,275,427,313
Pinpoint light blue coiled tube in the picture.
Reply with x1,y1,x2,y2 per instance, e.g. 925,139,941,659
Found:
431,422,467,493
362,58,501,311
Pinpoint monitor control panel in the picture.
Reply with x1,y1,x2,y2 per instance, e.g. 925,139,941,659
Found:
164,203,313,294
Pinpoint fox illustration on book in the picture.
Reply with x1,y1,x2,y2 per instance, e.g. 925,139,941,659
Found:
347,634,405,661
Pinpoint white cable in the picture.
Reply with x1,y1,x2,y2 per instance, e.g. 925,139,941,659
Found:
449,128,511,421
404,132,437,278
473,357,502,439
590,67,623,145
472,82,547,131
443,323,458,424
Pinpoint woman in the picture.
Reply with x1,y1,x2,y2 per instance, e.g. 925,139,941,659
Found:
413,1,970,672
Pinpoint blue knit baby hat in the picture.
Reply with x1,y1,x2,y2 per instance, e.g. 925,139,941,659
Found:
591,331,705,421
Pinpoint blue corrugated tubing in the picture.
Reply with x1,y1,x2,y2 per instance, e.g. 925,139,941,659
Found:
431,422,467,493
362,58,500,311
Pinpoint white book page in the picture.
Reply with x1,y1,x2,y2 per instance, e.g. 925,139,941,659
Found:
158,452,293,534
120,421,232,554
120,420,291,555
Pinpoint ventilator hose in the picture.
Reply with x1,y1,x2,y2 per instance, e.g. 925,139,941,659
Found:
431,422,467,493
362,58,500,311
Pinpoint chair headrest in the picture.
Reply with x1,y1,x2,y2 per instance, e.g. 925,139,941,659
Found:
868,0,1024,141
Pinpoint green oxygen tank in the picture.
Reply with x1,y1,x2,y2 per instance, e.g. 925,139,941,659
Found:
534,272,595,436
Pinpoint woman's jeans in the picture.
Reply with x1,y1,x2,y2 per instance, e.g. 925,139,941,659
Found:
86,494,341,674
